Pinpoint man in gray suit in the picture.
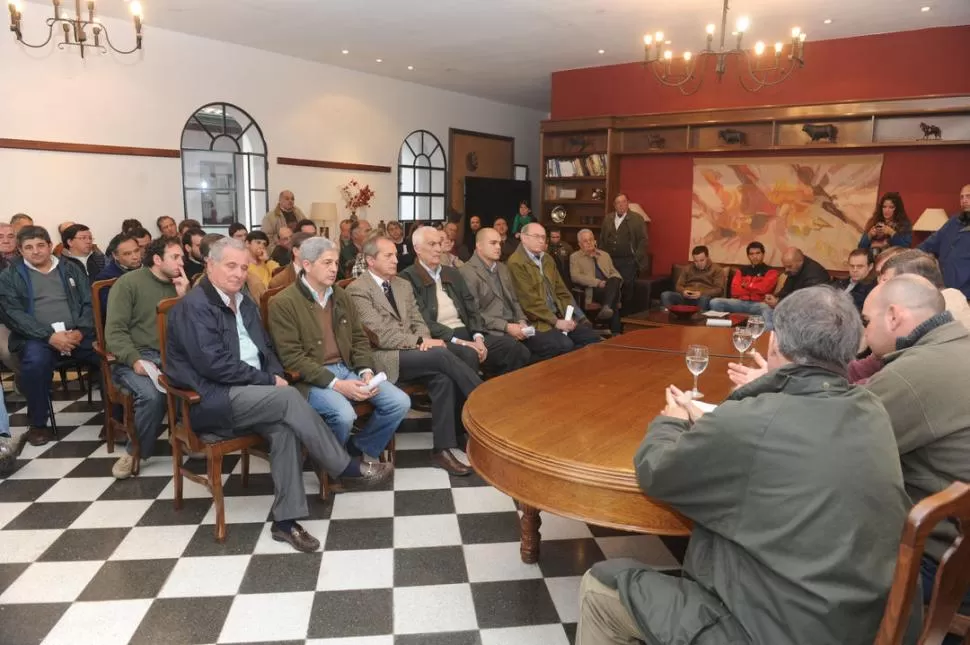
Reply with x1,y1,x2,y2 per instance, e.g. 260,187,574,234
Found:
460,228,570,362
347,236,482,476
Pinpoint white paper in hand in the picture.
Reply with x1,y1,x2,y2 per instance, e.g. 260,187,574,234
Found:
139,360,167,394
562,305,575,335
692,401,718,413
522,326,536,338
365,372,388,391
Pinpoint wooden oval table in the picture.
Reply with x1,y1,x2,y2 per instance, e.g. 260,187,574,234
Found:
463,337,738,563
603,326,770,358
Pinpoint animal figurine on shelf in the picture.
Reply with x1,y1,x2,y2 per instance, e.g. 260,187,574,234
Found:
802,123,839,143
645,134,666,150
718,129,746,145
568,135,590,153
920,122,942,140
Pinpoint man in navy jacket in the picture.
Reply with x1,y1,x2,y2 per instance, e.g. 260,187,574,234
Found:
920,184,970,300
164,238,392,552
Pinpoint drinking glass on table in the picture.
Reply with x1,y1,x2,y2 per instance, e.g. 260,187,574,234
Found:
685,344,709,400
732,327,753,364
746,315,766,341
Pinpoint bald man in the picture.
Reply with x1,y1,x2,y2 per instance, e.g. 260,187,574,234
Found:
261,190,306,252
920,183,970,299
862,274,970,618
764,248,830,308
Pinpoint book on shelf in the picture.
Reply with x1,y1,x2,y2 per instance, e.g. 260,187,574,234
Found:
544,154,607,178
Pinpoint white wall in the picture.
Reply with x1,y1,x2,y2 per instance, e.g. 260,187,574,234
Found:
0,14,545,246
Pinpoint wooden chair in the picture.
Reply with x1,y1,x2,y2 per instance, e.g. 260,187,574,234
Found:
875,481,970,645
90,279,137,463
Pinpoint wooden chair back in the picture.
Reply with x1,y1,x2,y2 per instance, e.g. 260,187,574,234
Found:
90,278,116,349
259,285,286,330
90,278,135,457
337,278,354,289
875,481,970,645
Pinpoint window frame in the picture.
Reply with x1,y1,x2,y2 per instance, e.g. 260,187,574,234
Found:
397,129,447,222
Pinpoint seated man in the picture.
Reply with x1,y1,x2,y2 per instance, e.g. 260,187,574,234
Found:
244,230,280,302
660,244,725,312
156,215,178,239
269,232,312,290
402,227,529,376
0,226,100,446
508,223,600,351
0,222,17,272
461,228,569,363
295,219,318,236
269,225,295,267
60,224,106,281
105,237,190,478
338,219,372,279
767,247,830,308
387,220,415,270
458,215,482,262
709,241,778,325
348,236,482,476
570,228,623,330
833,248,875,312
129,227,152,256
881,249,970,330
269,237,409,462
165,238,392,552
579,286,916,645
228,222,248,242
493,217,516,262
10,213,33,235
180,227,206,282
97,232,144,282
338,218,353,250
862,275,970,626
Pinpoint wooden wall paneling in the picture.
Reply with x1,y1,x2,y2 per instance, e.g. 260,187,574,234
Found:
275,157,391,173
0,138,180,158
448,128,515,217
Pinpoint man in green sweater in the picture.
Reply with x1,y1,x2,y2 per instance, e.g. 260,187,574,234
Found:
105,237,190,479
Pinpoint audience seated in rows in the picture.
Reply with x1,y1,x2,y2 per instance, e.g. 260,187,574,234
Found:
60,224,106,281
177,219,201,237
386,220,415,270
0,223,19,374
580,286,917,645
295,219,318,236
104,236,190,478
0,226,101,446
244,230,279,302
833,248,875,311
570,228,623,332
402,227,529,376
268,237,409,463
347,236,481,477
269,232,313,290
508,223,601,352
492,217,516,262
860,191,913,252
709,241,779,324
339,219,372,280
181,228,206,282
270,225,295,267
920,183,970,299
338,218,353,250
11,213,33,235
261,190,304,252
164,237,392,552
156,215,178,239
457,215,481,262
660,244,724,312
228,222,248,242
94,231,148,318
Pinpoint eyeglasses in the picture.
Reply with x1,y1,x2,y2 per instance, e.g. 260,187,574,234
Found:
523,233,547,241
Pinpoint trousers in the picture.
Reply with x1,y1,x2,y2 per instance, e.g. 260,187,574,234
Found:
19,332,100,428
112,349,167,458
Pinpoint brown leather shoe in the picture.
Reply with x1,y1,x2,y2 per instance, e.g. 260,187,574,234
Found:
271,522,321,553
26,426,54,447
431,449,473,477
340,461,394,491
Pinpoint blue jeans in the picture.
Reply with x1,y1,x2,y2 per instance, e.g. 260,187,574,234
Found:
708,298,775,329
19,333,100,428
306,362,410,458
0,387,9,438
661,291,712,311
112,349,167,458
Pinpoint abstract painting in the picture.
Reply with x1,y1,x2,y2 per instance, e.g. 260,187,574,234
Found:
690,155,884,269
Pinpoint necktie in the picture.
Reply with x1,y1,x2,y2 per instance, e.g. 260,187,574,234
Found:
382,281,400,318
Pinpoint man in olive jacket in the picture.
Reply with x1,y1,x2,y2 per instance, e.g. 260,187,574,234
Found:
578,286,918,645
268,237,409,461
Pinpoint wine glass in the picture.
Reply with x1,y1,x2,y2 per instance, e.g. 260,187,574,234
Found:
685,344,709,400
746,315,766,340
732,327,753,364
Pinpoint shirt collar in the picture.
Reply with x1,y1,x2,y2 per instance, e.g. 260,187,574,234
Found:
213,284,244,311
301,275,333,308
419,260,442,281
369,270,388,289
26,255,59,274
528,250,544,264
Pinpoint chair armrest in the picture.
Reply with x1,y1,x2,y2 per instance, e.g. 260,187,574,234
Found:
92,342,117,365
158,375,202,405
570,286,588,310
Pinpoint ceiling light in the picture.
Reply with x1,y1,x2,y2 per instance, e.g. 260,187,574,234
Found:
407,65,414,70
375,58,382,63
341,49,349,54
921,6,930,11
823,18,832,24
8,0,144,58
597,49,605,54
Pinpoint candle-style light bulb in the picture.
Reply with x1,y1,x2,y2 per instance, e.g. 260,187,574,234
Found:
655,31,664,43
683,51,692,61
706,23,715,35
129,0,143,17
736,16,750,33
791,26,801,38
775,42,783,54
643,34,652,46
663,50,673,60
10,0,23,13
799,32,807,41
754,41,765,56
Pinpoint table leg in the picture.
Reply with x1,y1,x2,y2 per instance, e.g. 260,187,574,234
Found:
519,503,541,563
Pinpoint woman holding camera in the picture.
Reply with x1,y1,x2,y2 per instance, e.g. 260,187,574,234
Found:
859,192,913,251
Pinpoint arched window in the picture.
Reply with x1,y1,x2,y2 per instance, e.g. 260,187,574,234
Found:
398,130,446,222
180,102,268,229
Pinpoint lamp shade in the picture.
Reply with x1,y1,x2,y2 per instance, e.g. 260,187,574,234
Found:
913,208,949,232
310,202,338,224
628,202,652,223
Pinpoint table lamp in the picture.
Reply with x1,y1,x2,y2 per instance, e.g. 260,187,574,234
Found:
913,208,949,232
309,202,338,239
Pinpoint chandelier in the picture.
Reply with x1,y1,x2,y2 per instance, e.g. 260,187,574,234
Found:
642,0,805,95
7,0,143,58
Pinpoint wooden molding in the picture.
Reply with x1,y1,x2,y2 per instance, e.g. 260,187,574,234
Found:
276,157,391,173
0,138,180,158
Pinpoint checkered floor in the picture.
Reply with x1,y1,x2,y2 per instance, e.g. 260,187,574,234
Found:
0,381,681,645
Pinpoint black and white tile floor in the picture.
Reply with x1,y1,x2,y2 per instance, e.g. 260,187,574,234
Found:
0,383,680,645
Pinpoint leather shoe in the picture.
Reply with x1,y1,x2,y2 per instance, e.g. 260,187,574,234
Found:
341,461,394,491
431,449,473,477
596,305,614,321
271,522,321,553
26,426,54,447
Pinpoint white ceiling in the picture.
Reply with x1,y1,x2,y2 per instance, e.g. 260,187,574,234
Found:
22,0,970,109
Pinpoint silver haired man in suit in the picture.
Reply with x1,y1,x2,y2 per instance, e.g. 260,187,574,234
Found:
346,235,482,476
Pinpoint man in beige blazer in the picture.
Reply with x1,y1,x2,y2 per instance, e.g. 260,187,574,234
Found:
570,228,623,332
347,236,482,476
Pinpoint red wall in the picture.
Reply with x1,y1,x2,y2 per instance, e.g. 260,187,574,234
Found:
551,26,970,274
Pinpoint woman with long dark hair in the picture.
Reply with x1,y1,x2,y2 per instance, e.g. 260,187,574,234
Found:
511,200,537,239
859,192,912,251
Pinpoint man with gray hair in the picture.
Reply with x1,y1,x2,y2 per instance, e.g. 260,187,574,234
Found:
268,236,410,462
578,286,915,645
862,274,970,620
165,237,392,553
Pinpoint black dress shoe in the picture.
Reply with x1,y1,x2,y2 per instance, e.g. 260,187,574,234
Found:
340,461,394,491
271,522,321,553
430,450,473,477
26,426,54,447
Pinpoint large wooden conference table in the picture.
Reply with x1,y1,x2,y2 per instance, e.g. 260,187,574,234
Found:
462,325,757,563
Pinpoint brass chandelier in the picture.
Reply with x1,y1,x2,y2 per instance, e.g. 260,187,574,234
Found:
7,0,144,58
642,0,805,95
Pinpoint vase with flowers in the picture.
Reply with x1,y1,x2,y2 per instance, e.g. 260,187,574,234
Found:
339,179,375,221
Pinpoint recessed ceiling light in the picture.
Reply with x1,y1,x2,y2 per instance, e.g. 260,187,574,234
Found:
597,49,605,54
375,58,382,63
341,49,349,54
407,65,414,70
823,18,832,24
921,5,930,11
